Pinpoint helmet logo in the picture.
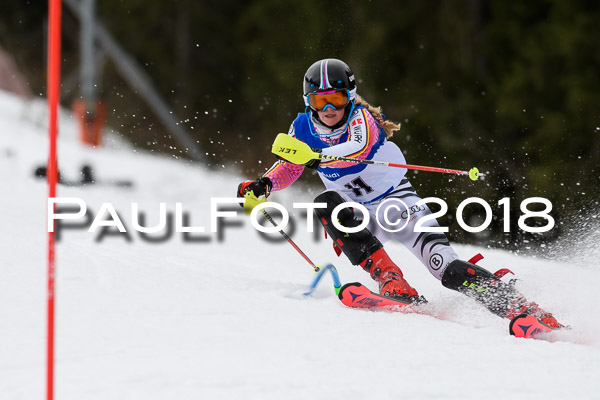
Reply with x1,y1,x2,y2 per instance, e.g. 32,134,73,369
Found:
319,59,332,90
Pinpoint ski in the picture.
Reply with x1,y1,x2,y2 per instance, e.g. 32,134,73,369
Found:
509,313,560,339
339,283,567,340
34,165,133,188
338,282,425,310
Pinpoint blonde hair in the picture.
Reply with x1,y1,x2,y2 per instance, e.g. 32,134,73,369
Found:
354,94,401,139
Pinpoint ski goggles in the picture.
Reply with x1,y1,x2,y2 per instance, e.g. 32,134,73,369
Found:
305,89,350,112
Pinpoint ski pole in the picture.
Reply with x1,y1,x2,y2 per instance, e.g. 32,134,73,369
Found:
261,209,320,272
243,191,319,271
319,154,484,180
271,133,484,180
261,208,342,295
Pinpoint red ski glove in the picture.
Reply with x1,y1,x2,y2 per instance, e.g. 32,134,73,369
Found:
237,177,272,199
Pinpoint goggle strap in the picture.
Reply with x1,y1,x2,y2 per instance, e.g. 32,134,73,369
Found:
348,88,356,101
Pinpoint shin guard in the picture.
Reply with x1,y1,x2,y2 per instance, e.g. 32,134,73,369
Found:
441,260,519,317
314,191,381,265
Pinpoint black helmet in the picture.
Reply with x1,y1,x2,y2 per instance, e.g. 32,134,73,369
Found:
303,59,357,100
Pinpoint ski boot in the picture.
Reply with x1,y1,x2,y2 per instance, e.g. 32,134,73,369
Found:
441,257,563,327
360,248,419,300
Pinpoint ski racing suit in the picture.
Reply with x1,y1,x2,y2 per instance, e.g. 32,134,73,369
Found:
263,106,459,280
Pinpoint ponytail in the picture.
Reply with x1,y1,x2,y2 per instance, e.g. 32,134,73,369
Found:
354,94,401,139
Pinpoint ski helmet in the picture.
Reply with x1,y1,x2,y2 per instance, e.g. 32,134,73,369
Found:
303,59,357,108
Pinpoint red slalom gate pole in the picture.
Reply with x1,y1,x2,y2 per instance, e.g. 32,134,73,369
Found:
46,1,62,399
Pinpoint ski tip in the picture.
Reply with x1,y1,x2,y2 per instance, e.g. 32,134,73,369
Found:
338,282,426,311
509,313,556,339
338,282,363,301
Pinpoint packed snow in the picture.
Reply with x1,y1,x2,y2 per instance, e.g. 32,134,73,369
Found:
1,90,599,399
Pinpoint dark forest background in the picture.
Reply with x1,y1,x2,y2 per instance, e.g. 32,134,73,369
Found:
1,0,599,250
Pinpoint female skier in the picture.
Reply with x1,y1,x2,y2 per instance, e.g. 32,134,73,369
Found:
238,58,561,328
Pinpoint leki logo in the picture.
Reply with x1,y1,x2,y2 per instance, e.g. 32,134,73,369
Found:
462,280,489,295
275,147,296,154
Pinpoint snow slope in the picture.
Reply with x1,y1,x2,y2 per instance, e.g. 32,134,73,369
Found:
1,90,599,399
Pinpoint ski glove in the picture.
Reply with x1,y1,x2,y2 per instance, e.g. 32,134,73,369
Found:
237,177,272,215
237,177,272,199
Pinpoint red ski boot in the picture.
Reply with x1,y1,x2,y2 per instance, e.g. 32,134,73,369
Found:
360,248,419,299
